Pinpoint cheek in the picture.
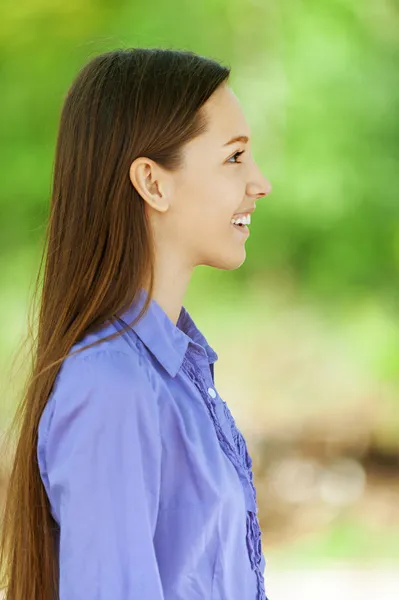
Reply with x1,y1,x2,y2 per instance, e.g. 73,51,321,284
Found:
172,176,241,239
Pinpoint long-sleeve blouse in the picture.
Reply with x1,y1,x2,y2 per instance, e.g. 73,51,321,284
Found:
37,287,268,599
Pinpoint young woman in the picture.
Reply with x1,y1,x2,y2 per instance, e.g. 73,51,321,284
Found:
0,47,271,600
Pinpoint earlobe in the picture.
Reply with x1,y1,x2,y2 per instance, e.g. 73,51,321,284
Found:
129,158,170,213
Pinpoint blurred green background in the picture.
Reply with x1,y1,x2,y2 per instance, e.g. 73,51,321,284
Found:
1,0,399,597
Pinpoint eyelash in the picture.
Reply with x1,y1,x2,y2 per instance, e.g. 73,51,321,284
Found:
227,150,245,164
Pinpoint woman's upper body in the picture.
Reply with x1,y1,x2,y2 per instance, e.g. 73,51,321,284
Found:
37,287,268,600
0,49,272,600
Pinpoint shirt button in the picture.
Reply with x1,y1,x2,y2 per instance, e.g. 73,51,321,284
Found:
207,387,217,398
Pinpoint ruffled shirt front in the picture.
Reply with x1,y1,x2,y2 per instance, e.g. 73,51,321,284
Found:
37,288,268,599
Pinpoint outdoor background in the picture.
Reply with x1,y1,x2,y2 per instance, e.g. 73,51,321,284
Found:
1,1,399,598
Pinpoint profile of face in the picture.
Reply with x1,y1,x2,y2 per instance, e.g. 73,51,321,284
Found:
129,83,271,274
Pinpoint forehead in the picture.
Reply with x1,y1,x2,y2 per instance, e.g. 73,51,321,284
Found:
202,84,251,140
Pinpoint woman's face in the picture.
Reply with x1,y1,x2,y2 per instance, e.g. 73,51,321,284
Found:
131,83,271,272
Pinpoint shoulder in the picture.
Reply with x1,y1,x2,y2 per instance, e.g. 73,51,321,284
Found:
38,348,161,468
54,347,151,398
37,348,163,525
51,346,162,422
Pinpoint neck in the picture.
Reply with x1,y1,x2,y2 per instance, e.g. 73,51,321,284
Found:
144,261,194,326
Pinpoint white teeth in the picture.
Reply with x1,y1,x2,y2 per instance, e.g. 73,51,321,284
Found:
231,214,250,225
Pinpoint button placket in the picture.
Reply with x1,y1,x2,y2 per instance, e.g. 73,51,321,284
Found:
181,355,267,598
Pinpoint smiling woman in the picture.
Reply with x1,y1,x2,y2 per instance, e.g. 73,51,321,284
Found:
0,47,271,600
128,80,271,297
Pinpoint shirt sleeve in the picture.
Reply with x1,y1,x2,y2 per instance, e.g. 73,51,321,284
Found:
43,349,164,600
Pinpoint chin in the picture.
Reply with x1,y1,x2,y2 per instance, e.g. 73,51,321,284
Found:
203,249,246,270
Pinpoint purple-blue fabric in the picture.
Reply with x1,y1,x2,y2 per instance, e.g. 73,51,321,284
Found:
37,288,268,599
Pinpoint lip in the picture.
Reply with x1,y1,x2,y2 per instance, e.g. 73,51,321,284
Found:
232,207,255,217
231,222,250,236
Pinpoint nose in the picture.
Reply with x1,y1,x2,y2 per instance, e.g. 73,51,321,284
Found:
247,167,272,199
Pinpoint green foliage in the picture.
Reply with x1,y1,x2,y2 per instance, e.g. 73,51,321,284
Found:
268,514,399,566
1,0,398,306
0,1,398,564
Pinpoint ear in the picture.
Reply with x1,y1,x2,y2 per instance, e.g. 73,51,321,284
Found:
129,157,171,213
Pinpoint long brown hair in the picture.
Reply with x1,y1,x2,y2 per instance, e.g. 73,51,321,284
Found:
0,47,230,600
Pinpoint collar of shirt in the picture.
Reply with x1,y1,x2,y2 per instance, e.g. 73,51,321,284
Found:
116,287,218,378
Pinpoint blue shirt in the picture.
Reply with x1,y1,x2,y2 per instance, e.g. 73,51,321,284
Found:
37,288,268,599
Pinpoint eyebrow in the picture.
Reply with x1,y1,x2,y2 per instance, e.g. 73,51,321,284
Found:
223,135,250,146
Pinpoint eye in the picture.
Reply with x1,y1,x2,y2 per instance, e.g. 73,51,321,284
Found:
227,150,245,164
